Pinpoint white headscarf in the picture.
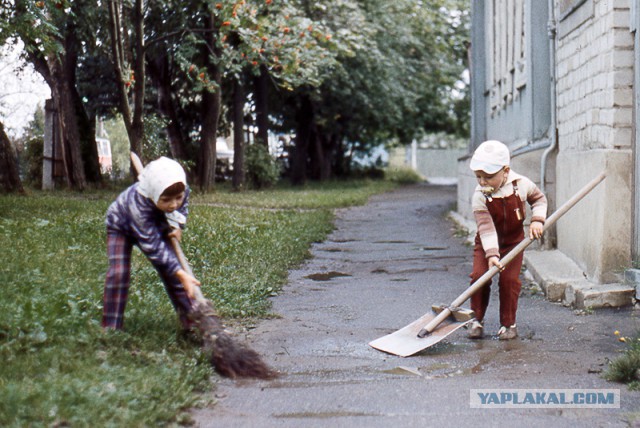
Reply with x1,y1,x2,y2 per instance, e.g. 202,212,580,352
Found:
136,156,187,204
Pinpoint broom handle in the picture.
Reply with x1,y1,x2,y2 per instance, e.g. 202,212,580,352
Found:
417,171,606,338
130,152,206,303
169,236,206,302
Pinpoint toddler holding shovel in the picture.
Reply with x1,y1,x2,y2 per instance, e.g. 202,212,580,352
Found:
102,156,200,331
467,140,547,340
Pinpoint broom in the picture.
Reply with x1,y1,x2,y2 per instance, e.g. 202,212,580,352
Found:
131,152,277,379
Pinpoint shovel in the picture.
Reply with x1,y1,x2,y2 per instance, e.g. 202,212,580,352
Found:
369,171,606,357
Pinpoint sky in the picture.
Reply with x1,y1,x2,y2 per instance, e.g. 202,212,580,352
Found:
0,41,51,138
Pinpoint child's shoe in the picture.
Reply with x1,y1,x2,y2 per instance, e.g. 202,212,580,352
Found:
468,320,484,339
498,324,518,340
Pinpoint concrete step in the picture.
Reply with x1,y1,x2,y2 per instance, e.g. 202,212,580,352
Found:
524,249,635,309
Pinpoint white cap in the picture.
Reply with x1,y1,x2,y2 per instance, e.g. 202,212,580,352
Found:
469,140,510,174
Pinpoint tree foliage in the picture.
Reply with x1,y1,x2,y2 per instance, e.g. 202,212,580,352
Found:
277,0,470,183
1,0,470,189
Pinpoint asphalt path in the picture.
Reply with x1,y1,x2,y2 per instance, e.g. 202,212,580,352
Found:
192,183,640,427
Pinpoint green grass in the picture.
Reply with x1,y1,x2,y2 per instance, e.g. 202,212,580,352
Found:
0,178,395,426
193,178,397,209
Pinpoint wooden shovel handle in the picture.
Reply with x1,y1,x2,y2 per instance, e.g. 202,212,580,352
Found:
417,171,607,337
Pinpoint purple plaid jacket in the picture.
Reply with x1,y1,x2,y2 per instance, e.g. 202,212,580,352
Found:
105,183,190,275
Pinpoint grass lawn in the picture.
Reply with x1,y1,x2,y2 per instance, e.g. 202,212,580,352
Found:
0,178,398,426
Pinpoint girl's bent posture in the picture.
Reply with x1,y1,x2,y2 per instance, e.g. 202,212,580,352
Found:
102,157,200,330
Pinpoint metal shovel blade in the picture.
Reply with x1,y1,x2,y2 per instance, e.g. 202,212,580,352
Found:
369,311,472,357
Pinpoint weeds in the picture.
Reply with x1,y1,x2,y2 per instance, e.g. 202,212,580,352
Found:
604,331,640,390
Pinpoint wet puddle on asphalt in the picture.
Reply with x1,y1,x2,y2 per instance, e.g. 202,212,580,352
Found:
275,411,376,419
378,338,535,379
305,271,352,281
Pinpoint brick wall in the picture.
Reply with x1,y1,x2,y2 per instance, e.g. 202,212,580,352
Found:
555,0,633,151
553,0,634,282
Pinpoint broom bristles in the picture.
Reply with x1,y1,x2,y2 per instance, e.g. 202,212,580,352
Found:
208,333,278,379
190,300,278,379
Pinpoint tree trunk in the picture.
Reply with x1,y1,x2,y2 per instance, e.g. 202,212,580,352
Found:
0,121,24,194
131,0,146,156
315,132,334,181
64,17,102,184
232,78,245,191
107,0,145,161
335,138,352,177
147,56,187,160
49,62,87,190
17,0,87,190
323,134,339,179
71,76,101,183
254,65,269,148
197,12,222,191
290,94,313,185
199,88,220,190
310,128,324,180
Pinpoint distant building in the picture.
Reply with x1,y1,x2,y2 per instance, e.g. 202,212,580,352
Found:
96,137,112,175
389,134,467,184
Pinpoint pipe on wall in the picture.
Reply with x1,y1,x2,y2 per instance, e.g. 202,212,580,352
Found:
540,0,558,194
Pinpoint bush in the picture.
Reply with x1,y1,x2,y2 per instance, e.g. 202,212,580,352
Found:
21,137,44,188
141,113,171,162
384,166,424,184
245,144,280,189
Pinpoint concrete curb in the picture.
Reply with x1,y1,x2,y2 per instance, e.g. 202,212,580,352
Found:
524,249,636,309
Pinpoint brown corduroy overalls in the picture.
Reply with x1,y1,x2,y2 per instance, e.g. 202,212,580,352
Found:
470,182,525,327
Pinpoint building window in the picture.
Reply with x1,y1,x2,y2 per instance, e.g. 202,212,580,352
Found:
557,0,593,39
486,0,526,116
558,0,587,21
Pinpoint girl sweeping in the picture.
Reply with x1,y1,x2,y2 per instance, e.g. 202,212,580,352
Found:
102,156,200,330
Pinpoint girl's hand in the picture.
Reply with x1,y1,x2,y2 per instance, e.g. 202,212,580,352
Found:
529,221,544,240
168,227,182,242
488,256,504,272
175,269,201,299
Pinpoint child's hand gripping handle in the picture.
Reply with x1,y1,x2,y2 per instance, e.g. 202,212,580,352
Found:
169,237,205,302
